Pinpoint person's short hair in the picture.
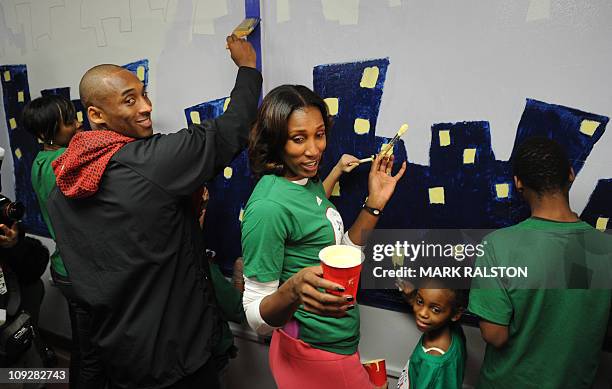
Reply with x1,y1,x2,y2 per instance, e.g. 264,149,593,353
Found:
512,136,572,195
450,289,468,314
248,85,332,179
79,64,124,109
414,279,468,315
22,95,76,144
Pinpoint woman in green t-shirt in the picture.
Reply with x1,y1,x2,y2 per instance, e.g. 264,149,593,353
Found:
23,95,105,388
241,85,406,389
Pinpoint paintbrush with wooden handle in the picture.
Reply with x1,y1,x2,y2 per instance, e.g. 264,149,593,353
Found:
349,124,409,166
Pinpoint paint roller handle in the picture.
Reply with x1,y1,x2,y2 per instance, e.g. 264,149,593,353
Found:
226,34,257,69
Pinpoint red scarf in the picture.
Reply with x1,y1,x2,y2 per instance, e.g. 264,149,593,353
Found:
52,130,136,199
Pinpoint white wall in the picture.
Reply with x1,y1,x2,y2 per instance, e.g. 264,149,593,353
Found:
1,1,611,387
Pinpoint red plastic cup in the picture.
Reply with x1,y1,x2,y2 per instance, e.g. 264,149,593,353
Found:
363,359,387,386
319,245,363,298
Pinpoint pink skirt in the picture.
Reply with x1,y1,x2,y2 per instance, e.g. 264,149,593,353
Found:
268,329,373,389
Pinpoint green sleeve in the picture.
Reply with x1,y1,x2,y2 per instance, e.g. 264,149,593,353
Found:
468,240,513,326
209,262,244,323
241,199,291,282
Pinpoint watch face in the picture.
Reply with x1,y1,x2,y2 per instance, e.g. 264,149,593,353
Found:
363,204,381,216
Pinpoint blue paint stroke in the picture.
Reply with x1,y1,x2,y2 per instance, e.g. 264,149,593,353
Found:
244,0,262,72
314,58,390,179
0,65,48,236
122,59,149,88
512,99,609,176
41,87,70,99
581,178,612,234
184,97,227,126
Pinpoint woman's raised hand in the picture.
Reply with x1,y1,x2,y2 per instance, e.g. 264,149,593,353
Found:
365,154,407,210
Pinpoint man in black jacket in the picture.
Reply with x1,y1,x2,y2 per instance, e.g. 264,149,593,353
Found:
47,35,261,388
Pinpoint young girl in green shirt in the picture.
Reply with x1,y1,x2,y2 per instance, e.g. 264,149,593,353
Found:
398,281,467,389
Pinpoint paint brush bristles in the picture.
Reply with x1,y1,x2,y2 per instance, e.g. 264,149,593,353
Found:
381,123,409,156
232,18,260,38
347,124,408,166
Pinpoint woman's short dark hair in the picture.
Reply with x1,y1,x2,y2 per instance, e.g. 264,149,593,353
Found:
248,85,331,179
512,136,572,195
22,95,76,144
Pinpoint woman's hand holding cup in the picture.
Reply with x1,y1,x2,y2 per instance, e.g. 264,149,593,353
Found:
288,266,354,318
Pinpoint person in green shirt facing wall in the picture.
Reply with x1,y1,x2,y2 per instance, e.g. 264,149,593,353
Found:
23,95,105,388
469,136,612,389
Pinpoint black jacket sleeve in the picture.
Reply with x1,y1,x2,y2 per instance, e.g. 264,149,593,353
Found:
118,67,262,196
1,236,49,285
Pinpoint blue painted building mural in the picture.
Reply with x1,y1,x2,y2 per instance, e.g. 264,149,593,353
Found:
191,58,610,311
0,65,46,236
1,56,609,311
581,179,612,234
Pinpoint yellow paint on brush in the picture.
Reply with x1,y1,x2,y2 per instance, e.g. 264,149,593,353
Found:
354,118,370,135
190,111,201,125
223,98,231,112
596,217,609,232
380,143,392,156
17,91,24,103
324,98,339,116
76,111,83,122
14,148,22,159
360,66,379,88
391,253,404,267
9,118,17,129
580,120,599,137
136,66,145,81
332,182,341,197
381,124,408,155
397,123,409,137
3,71,10,82
495,183,510,198
223,167,233,179
232,18,260,38
428,187,445,204
439,130,451,146
463,148,476,164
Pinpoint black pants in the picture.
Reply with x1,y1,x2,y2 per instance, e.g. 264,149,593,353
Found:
53,273,107,389
105,357,221,389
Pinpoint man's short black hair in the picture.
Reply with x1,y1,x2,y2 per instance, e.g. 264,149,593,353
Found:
22,95,76,144
512,137,572,195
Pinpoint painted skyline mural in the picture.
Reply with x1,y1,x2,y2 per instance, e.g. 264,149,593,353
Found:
1,57,609,311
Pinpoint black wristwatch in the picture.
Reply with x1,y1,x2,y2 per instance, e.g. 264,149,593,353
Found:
362,203,382,216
